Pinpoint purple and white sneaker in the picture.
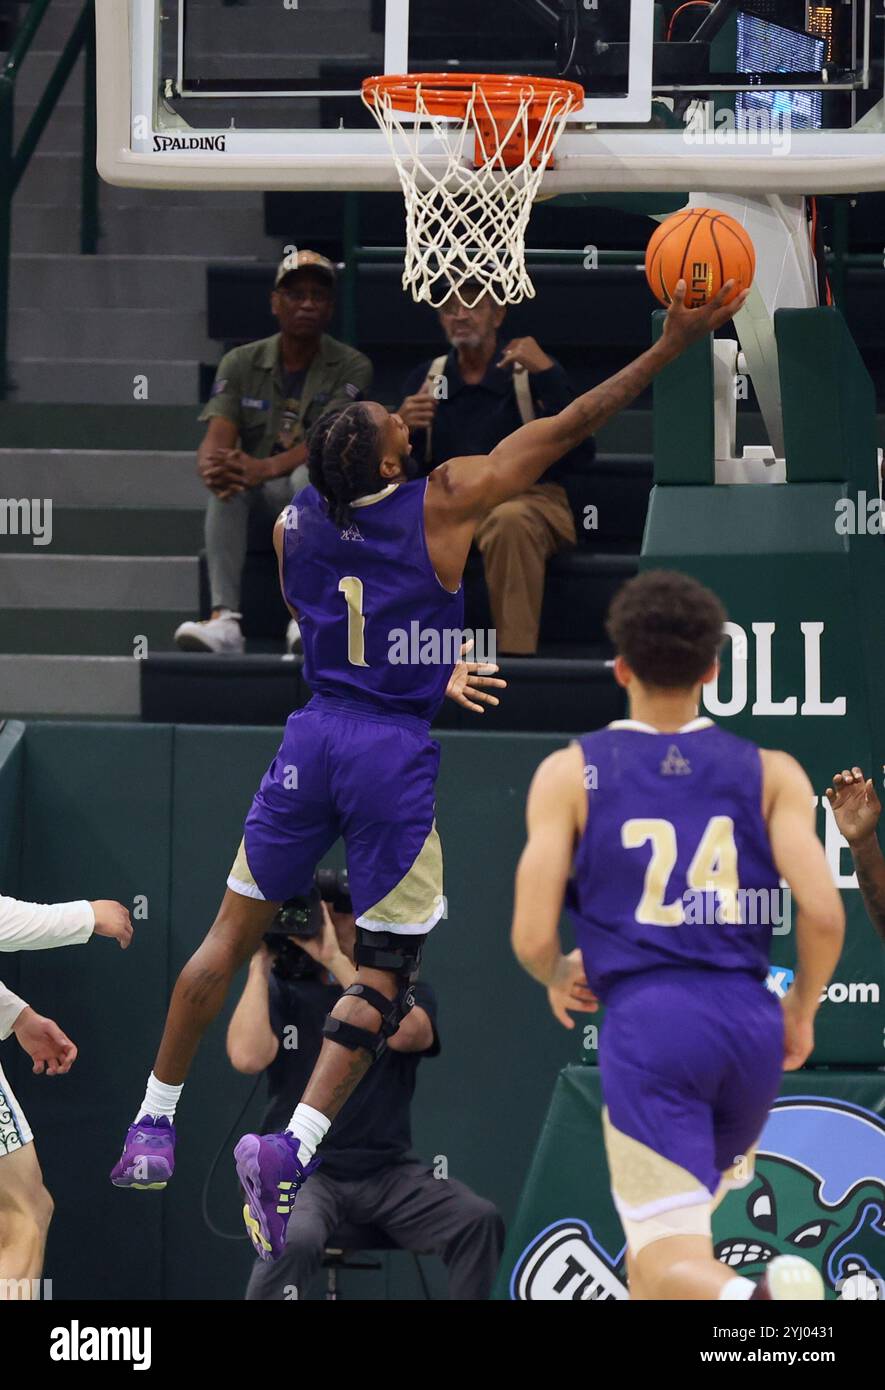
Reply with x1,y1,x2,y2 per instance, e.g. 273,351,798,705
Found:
110,1115,176,1190
234,1131,320,1261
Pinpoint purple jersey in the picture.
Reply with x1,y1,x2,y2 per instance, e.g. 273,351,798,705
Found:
567,718,782,1000
282,481,463,721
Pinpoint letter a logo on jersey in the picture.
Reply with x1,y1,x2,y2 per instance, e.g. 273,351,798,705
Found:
660,745,692,776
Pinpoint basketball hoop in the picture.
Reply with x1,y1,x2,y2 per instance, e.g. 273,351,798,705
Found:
361,73,585,308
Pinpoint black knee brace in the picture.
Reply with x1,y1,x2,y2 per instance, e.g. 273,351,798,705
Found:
353,927,425,980
321,929,426,1060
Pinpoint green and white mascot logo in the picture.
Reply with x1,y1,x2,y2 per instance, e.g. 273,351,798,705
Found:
715,1098,885,1301
510,1097,885,1300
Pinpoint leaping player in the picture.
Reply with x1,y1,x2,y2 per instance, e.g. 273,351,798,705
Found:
512,569,845,1301
111,281,746,1263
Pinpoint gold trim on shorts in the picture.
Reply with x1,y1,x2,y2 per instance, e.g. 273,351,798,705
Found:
227,837,265,900
602,1107,710,1220
358,823,443,933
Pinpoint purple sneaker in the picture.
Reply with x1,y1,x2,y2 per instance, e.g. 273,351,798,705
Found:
110,1115,176,1190
234,1131,320,1262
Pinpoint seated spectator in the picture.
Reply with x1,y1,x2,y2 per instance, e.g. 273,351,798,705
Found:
398,283,593,655
175,251,373,654
228,896,504,1301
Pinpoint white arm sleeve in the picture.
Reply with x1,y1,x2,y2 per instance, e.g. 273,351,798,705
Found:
0,980,28,1040
0,898,95,1038
0,896,95,952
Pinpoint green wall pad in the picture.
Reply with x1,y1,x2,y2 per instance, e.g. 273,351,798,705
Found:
495,1065,885,1301
4,722,585,1300
642,304,885,1064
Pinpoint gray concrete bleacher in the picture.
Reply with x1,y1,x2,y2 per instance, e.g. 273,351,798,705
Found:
2,2,269,715
6,1,881,725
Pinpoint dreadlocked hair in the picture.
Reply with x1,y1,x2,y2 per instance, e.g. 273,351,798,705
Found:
307,403,383,528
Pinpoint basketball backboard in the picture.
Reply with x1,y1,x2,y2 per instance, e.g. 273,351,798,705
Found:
96,0,885,193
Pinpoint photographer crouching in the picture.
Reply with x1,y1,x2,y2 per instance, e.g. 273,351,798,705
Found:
227,871,504,1299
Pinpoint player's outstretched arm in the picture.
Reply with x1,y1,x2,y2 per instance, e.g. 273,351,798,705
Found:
762,750,845,1069
512,746,599,1029
0,894,131,951
429,280,749,521
826,765,885,943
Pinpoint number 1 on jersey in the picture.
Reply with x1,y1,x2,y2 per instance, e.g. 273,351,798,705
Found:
338,576,369,667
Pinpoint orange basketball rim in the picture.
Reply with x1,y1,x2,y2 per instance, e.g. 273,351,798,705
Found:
362,72,585,170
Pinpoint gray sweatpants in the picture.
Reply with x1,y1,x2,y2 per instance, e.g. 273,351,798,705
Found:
245,1159,504,1301
205,465,309,612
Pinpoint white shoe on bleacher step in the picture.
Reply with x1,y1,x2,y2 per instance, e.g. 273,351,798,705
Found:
174,612,245,654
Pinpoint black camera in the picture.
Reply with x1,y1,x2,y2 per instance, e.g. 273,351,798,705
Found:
263,868,352,982
264,868,352,946
314,866,352,915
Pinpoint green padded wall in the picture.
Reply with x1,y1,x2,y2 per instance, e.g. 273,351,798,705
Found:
643,307,885,1064
494,1065,885,1300
9,724,174,1300
4,721,581,1300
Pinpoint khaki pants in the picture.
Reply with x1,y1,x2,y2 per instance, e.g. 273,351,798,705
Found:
474,482,576,655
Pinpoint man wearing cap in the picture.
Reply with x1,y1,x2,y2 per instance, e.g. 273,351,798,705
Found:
175,250,373,654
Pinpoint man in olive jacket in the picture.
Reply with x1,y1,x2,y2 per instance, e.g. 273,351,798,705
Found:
175,250,373,654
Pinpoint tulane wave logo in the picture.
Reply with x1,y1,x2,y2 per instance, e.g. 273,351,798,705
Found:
714,1098,885,1300
509,1096,885,1300
509,1219,629,1301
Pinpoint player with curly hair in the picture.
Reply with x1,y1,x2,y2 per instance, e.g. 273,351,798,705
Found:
110,281,746,1264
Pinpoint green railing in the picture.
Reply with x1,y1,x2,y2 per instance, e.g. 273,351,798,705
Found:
0,0,98,399
338,194,649,342
337,193,870,343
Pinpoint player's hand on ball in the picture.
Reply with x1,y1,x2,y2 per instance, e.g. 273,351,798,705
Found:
662,278,750,351
12,1008,78,1075
90,900,133,949
547,949,599,1030
781,992,815,1072
825,766,881,847
445,639,507,714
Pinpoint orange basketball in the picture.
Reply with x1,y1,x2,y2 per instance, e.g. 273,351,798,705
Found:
645,207,755,308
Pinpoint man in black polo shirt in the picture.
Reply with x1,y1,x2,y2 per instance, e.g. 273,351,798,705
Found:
398,283,593,655
227,901,504,1300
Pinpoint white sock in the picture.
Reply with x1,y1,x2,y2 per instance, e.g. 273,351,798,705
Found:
136,1073,183,1124
719,1275,756,1300
285,1103,330,1163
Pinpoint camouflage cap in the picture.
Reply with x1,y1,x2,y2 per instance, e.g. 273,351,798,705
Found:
275,249,337,288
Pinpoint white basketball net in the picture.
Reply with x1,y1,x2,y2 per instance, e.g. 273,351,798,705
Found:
363,78,580,307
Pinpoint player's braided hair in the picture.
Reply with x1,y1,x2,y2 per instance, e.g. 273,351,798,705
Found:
606,569,726,688
307,403,383,528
